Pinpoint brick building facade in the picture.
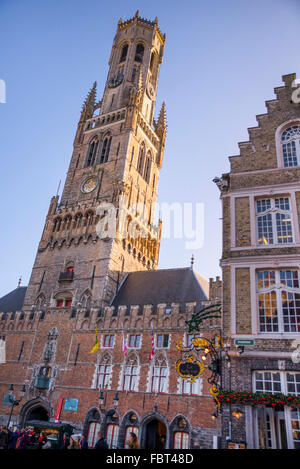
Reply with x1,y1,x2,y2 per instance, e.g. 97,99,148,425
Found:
215,73,300,449
0,13,221,449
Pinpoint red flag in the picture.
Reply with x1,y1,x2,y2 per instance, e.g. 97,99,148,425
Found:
149,327,155,360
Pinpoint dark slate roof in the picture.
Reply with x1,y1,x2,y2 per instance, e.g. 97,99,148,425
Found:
111,267,209,310
0,286,27,313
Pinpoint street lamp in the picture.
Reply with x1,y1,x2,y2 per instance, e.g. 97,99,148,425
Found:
112,393,119,409
99,390,105,410
7,384,26,428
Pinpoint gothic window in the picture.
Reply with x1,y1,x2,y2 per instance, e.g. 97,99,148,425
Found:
106,424,119,449
151,355,168,393
122,353,139,391
150,52,155,71
173,432,189,449
100,135,112,163
54,292,73,308
257,269,300,333
85,136,99,167
97,353,112,389
256,197,293,245
134,43,144,63
119,44,128,63
144,153,152,183
137,144,145,175
80,291,92,309
88,422,101,448
35,294,45,311
281,125,300,167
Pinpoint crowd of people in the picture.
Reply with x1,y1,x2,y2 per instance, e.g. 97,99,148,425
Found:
0,425,139,450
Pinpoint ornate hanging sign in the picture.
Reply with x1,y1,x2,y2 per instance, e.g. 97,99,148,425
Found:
175,355,204,383
175,303,223,413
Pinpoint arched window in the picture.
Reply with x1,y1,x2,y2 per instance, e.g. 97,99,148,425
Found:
100,136,112,163
144,153,152,183
85,136,99,167
151,355,168,393
281,125,300,167
150,52,155,71
134,43,144,63
88,422,101,448
54,292,73,308
120,44,128,63
123,353,139,392
97,353,112,389
137,144,145,175
106,424,119,449
35,294,45,311
80,291,92,309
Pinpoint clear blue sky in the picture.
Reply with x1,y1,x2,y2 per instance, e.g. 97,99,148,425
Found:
0,0,300,297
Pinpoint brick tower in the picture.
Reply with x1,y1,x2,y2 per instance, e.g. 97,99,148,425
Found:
22,12,167,314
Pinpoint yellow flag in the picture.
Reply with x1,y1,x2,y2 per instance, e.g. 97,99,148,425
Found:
90,329,99,354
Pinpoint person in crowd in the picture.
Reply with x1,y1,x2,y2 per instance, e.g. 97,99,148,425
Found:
60,432,70,449
8,427,19,449
94,430,108,449
68,436,80,449
126,432,139,449
37,432,47,449
80,434,89,449
0,426,8,449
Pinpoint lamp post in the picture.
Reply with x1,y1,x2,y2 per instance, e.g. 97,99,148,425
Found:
7,384,26,428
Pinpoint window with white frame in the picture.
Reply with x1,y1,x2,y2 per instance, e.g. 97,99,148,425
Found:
173,432,189,449
128,334,141,348
123,355,139,392
181,377,201,396
103,335,115,348
156,334,169,348
97,355,112,389
281,125,300,167
254,371,300,449
106,424,119,449
256,197,293,245
87,421,100,448
254,371,300,395
152,356,168,393
257,269,300,333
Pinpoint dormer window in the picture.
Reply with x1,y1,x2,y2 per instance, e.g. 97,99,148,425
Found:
281,125,300,167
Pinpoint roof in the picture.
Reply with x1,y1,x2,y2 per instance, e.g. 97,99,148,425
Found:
0,286,27,313
111,267,209,310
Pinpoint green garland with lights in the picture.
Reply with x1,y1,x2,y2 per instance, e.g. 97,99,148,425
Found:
218,390,300,408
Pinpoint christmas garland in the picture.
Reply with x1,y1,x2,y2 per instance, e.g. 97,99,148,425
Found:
218,390,300,408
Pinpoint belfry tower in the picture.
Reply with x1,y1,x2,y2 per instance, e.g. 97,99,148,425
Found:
22,12,167,313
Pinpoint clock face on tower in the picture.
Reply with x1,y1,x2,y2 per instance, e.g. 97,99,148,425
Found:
108,71,124,88
81,177,98,194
